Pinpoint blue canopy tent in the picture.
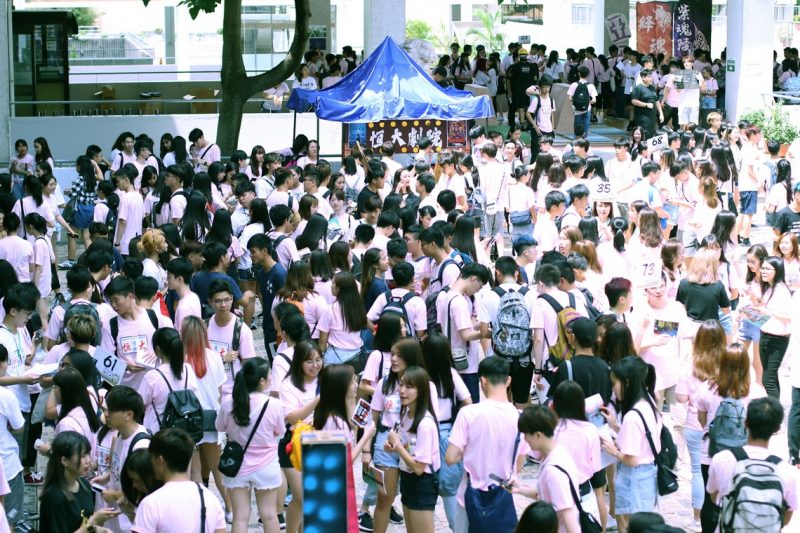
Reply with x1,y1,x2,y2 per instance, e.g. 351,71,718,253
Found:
287,36,494,141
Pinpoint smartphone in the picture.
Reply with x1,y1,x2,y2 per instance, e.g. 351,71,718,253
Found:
91,483,107,494
489,473,511,490
352,398,371,428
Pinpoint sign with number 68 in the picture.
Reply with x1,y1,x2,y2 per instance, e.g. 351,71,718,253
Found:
647,133,668,152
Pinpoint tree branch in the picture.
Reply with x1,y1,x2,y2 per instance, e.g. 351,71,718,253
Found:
242,0,310,96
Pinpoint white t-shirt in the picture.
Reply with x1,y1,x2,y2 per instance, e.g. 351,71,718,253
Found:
566,81,598,115
0,386,24,480
132,481,226,533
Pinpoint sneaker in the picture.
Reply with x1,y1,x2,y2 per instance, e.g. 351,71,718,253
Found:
23,471,43,485
284,493,292,507
225,510,232,524
358,512,374,532
389,506,404,524
606,515,618,530
278,513,287,530
58,259,76,270
741,237,751,246
691,518,702,532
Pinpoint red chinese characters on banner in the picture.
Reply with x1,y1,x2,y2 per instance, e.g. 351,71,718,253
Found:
636,2,674,56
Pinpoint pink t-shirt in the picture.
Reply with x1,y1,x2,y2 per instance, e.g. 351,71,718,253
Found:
371,377,440,429
270,348,294,395
117,189,144,255
174,292,202,334
100,308,163,390
695,382,767,463
280,376,318,425
43,343,97,364
31,236,53,297
537,444,582,533
675,369,705,432
707,445,800,506
93,200,109,224
398,412,440,474
321,415,354,444
207,315,256,395
617,400,662,464
139,363,200,434
55,406,98,452
448,399,531,505
553,419,601,484
436,290,480,373
216,393,285,475
132,481,226,533
436,369,471,423
0,235,33,282
46,298,114,344
272,292,329,339
314,278,335,305
13,197,55,240
110,424,150,491
317,300,363,350
361,350,391,387
367,288,427,334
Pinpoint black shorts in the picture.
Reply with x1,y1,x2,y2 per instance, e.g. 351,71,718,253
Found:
400,471,439,511
590,468,607,489
278,426,293,468
509,359,534,405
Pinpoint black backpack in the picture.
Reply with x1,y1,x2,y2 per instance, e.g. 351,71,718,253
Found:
154,366,204,443
99,200,118,239
380,290,415,338
572,82,591,112
567,65,580,84
270,234,289,263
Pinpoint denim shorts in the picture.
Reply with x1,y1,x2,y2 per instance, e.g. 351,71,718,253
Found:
373,429,400,468
437,423,463,497
718,310,733,335
739,318,762,342
739,191,757,215
615,462,657,514
400,471,439,511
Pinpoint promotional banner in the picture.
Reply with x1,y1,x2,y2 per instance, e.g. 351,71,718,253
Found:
636,2,674,56
673,0,712,57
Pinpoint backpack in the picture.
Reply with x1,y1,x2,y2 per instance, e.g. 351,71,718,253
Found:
380,290,415,338
110,309,159,349
538,293,582,365
709,398,747,456
452,249,474,265
153,366,204,444
270,234,289,263
720,447,786,533
205,315,243,352
59,300,102,346
572,82,592,112
425,259,461,331
491,286,532,359
567,65,580,84
128,430,152,457
99,200,118,238
532,95,555,122
577,287,602,321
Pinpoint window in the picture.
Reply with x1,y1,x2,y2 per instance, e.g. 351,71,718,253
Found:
571,4,592,25
500,3,544,25
774,5,792,22
471,4,492,21
451,4,461,22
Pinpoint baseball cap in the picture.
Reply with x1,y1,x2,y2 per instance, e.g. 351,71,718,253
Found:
517,48,529,56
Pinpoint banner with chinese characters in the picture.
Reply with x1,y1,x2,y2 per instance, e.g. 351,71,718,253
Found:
636,2,674,57
342,119,468,156
673,0,711,58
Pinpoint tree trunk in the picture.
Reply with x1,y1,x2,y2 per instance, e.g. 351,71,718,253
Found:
217,0,310,154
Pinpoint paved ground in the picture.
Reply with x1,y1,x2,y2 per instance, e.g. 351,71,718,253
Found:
33,173,796,532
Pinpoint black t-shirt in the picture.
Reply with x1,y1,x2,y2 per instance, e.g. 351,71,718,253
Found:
676,279,731,320
773,205,800,238
508,61,539,96
40,479,95,533
356,187,380,219
550,355,613,405
631,84,658,117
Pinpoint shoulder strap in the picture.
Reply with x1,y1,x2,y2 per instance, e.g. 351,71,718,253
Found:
400,291,416,306
539,293,563,313
492,286,507,299
510,431,521,471
110,316,118,347
552,465,589,515
231,317,244,352
277,353,291,366
200,143,215,160
197,482,206,533
566,360,573,382
568,292,576,308
242,399,270,453
127,430,152,457
730,446,748,462
436,258,456,285
145,308,159,330
632,408,659,461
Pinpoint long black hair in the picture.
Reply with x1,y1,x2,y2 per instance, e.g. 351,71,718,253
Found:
121,449,163,506
422,334,456,400
41,431,91,502
232,358,269,426
296,213,328,252
611,355,657,417
313,364,354,431
172,136,188,164
248,198,271,231
552,381,588,422
333,272,367,332
180,190,212,242
53,368,101,432
382,338,425,395
152,327,184,379
451,215,478,262
206,209,234,249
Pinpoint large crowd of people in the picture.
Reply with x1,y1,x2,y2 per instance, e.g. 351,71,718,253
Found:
1,38,800,533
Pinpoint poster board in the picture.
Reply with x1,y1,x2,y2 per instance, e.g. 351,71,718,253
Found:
342,119,469,156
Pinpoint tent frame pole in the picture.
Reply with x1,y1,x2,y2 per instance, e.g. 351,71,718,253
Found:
292,111,298,140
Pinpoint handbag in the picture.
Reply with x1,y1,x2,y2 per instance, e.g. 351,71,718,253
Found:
218,399,270,477
464,433,520,533
446,296,469,371
633,409,679,496
62,196,78,224
508,189,532,226
552,465,602,533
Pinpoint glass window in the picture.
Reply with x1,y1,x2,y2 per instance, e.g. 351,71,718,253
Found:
500,4,544,25
571,5,592,25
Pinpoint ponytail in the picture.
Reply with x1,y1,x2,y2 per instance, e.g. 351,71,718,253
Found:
152,328,184,380
232,358,269,426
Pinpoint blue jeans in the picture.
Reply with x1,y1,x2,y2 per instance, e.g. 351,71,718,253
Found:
615,463,657,514
573,111,591,138
11,181,24,201
684,428,705,510
790,387,800,461
438,422,462,529
461,373,479,404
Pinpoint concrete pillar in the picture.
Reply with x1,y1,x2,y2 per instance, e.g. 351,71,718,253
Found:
364,0,405,55
725,0,775,121
164,6,176,65
1,1,12,156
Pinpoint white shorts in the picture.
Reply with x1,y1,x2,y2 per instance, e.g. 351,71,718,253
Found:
678,104,699,125
222,457,282,490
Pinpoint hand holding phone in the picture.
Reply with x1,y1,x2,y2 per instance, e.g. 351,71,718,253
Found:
489,473,512,490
